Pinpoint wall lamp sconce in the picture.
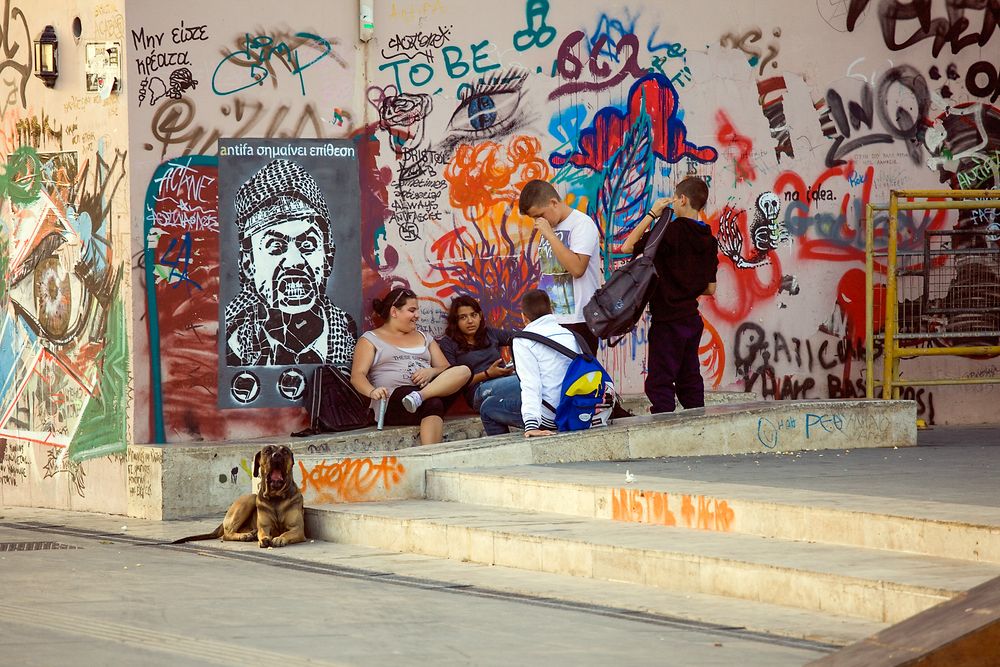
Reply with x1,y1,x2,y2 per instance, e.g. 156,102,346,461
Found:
33,25,59,88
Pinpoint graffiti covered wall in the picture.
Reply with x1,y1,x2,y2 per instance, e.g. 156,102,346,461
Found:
126,3,363,442
127,0,1000,445
362,0,1000,427
0,0,131,511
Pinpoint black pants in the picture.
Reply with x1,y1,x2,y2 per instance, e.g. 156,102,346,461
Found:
562,321,599,356
646,314,705,413
383,385,445,426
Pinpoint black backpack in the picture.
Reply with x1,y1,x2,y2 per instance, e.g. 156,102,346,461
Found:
584,211,672,346
292,365,373,437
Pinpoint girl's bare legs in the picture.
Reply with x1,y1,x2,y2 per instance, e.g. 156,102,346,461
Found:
419,415,444,445
420,366,471,399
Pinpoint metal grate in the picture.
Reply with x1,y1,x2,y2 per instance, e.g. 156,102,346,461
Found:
920,230,1000,344
878,229,1000,343
0,541,80,552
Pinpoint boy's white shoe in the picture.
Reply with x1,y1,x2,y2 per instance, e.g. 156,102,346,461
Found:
592,405,612,427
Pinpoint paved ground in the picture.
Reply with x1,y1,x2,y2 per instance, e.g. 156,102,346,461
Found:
1,425,996,666
0,513,828,666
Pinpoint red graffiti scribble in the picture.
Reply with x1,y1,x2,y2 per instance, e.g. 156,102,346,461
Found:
700,316,725,389
444,136,551,218
550,73,718,171
298,456,407,504
837,267,886,343
355,133,409,330
715,110,757,182
147,160,305,441
703,206,783,325
612,488,735,532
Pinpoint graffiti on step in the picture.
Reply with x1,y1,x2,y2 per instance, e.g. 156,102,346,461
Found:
611,488,735,532
298,456,407,503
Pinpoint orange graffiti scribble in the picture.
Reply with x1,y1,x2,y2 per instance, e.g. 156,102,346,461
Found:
699,316,725,389
612,489,735,532
0,109,21,158
422,204,541,331
444,136,551,217
298,456,406,503
612,488,676,526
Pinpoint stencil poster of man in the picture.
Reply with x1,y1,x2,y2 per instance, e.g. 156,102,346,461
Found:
218,139,362,409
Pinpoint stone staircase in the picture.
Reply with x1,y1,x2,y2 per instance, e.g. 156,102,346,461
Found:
123,391,749,520
303,459,1000,645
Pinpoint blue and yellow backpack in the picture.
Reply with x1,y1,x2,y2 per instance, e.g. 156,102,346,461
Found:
513,331,610,431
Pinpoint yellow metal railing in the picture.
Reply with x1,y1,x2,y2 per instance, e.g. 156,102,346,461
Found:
865,190,1000,399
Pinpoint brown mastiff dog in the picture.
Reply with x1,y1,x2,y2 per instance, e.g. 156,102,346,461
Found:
172,445,306,548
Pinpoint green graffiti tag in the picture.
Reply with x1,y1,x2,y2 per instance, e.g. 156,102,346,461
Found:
0,145,41,204
68,297,129,462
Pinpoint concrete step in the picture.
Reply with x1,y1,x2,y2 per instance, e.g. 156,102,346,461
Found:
268,532,882,649
425,466,1000,564
305,500,1000,624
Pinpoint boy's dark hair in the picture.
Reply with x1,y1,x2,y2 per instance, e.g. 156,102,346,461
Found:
675,176,709,211
521,289,552,322
518,179,560,215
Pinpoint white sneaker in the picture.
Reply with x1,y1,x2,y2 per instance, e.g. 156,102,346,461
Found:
402,391,424,413
592,405,612,427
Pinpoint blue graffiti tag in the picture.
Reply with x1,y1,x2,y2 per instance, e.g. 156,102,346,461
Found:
212,32,332,96
805,413,845,438
157,231,201,290
513,0,557,51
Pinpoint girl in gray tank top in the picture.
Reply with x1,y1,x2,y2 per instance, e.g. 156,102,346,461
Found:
350,288,472,445
360,330,433,400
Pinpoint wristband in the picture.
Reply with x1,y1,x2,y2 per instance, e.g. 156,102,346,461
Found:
484,369,492,379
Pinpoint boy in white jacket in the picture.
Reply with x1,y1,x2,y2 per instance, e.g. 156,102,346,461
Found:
513,289,583,438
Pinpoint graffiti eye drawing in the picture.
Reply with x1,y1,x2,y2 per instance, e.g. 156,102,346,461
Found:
264,236,288,255
295,232,321,255
8,234,94,345
447,68,529,141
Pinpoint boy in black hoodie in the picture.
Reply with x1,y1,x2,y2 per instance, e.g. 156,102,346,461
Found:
623,177,718,413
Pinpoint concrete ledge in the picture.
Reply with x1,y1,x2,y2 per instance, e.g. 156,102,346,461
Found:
291,400,916,509
125,415,485,520
124,397,910,520
120,390,755,520
620,390,756,414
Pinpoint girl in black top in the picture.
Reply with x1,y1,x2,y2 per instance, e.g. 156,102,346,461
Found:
438,296,523,434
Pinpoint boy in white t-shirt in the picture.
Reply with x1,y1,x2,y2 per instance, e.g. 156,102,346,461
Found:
518,179,602,354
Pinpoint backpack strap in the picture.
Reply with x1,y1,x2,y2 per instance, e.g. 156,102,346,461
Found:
513,330,598,415
513,330,590,359
633,209,674,259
